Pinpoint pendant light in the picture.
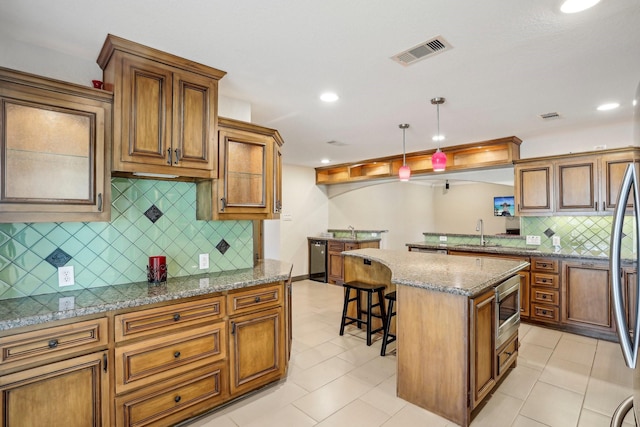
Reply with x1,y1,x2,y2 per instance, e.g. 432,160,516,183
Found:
398,123,411,181
430,97,447,172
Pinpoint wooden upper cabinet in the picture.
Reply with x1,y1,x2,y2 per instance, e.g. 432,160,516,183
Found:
556,157,597,213
514,162,553,215
97,34,226,179
196,117,284,220
515,147,640,216
0,67,111,223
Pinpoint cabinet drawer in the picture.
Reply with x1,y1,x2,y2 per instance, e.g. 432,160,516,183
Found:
115,322,226,394
531,258,559,273
228,284,282,316
328,241,345,252
0,317,108,370
530,303,560,323
497,333,518,376
531,287,560,305
115,296,224,342
531,272,559,288
115,362,228,427
345,243,358,251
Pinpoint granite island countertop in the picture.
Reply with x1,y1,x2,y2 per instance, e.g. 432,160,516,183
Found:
0,259,292,332
343,248,528,297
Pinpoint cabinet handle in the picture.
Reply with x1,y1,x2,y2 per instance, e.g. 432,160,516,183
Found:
167,148,172,164
174,351,181,358
254,296,261,303
173,313,181,322
594,202,597,211
220,197,226,211
542,294,548,299
174,395,181,403
48,339,58,349
231,321,236,335
97,193,102,211
603,201,605,211
542,310,547,315
103,353,108,373
174,148,180,165
506,351,513,356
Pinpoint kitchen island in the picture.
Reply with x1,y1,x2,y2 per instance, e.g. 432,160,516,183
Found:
343,249,528,427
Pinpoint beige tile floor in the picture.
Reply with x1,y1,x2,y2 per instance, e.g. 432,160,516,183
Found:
184,280,637,427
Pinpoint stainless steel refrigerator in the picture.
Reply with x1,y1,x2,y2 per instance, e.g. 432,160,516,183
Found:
610,80,640,426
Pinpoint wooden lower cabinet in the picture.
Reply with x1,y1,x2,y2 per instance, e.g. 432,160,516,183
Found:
114,362,227,427
226,282,286,395
328,240,380,285
562,260,616,337
0,351,109,427
470,289,496,408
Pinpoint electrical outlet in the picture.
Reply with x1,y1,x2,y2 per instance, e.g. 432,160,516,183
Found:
526,235,541,245
439,235,448,242
552,236,561,246
58,296,75,311
199,253,209,269
58,266,75,287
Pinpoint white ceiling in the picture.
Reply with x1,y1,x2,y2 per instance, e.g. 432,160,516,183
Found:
1,0,639,168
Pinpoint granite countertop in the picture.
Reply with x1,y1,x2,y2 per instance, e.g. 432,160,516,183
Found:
343,248,528,297
405,241,629,262
308,236,382,243
0,259,293,332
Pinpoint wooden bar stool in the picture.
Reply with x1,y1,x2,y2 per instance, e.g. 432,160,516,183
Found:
339,281,387,346
380,291,396,356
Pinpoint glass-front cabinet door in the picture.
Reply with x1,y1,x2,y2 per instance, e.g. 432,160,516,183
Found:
0,67,111,222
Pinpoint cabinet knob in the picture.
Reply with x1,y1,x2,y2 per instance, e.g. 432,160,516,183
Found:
174,351,181,358
48,339,59,349
254,296,261,303
174,395,181,403
542,310,547,315
506,351,513,356
173,313,181,322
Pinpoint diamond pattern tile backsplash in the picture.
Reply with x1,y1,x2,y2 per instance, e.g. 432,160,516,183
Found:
0,178,253,300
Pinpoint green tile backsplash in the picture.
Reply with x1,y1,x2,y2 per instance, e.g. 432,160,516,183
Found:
0,178,253,300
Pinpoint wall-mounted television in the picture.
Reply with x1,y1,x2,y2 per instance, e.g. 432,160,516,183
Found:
494,196,515,216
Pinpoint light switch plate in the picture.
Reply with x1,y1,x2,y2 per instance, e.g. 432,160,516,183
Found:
552,236,561,246
199,254,209,269
58,296,75,311
526,235,541,245
58,266,74,287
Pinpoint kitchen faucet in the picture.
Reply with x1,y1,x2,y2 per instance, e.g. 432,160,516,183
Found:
348,225,355,238
476,219,486,246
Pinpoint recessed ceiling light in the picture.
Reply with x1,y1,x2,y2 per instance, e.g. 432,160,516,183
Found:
321,159,331,164
560,0,600,13
320,92,339,103
432,135,445,142
634,99,638,107
597,102,620,111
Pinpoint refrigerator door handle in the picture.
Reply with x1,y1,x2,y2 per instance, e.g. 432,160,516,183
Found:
610,395,634,427
610,164,640,369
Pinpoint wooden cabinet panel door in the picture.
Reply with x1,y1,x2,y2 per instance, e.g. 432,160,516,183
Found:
601,154,639,211
0,352,109,427
470,290,496,408
515,164,553,214
519,271,530,318
121,55,172,166
556,159,597,212
229,307,284,396
172,70,216,171
562,262,614,332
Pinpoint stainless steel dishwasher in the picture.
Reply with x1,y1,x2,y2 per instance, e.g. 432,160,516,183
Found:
309,239,327,282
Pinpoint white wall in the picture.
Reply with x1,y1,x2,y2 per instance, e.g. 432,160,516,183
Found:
328,181,435,250
432,182,515,235
279,165,329,277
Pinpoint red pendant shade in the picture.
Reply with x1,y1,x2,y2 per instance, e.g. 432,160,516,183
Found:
432,149,447,172
399,165,411,181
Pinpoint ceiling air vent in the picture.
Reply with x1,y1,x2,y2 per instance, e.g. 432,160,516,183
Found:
391,36,453,66
326,140,347,147
539,112,561,120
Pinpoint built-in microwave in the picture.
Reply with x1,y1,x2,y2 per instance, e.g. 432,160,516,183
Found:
495,274,521,349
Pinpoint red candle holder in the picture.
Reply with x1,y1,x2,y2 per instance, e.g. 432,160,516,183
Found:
91,80,103,89
147,256,167,284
